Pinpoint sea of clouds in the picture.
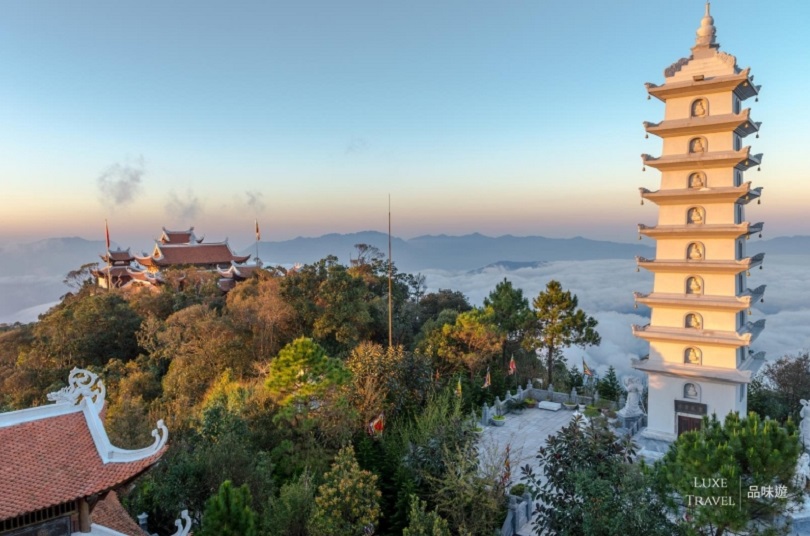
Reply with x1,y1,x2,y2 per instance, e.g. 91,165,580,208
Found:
421,255,810,379
2,255,809,379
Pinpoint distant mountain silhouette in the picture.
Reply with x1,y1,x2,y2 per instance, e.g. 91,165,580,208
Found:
0,233,807,324
251,231,655,271
755,235,810,255
0,237,107,277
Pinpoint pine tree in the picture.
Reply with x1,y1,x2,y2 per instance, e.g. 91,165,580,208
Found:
597,366,622,402
403,495,451,536
525,280,601,387
654,412,802,535
308,445,381,536
199,480,257,536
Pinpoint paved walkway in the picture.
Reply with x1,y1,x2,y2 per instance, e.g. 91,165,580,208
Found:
478,406,577,535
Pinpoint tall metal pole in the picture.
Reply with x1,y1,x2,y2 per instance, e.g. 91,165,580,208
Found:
388,195,393,349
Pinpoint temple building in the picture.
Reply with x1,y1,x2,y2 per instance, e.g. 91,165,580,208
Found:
93,227,254,291
0,369,190,536
216,261,263,292
93,248,162,291
135,227,251,274
632,3,766,440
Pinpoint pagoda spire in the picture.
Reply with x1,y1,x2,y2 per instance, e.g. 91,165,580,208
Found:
694,2,718,49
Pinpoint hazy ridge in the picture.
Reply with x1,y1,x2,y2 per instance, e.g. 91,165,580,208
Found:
1,232,806,324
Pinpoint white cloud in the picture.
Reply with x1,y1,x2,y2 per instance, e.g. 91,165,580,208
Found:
422,255,810,376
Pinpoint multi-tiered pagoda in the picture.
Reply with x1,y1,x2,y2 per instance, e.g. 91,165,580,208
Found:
632,3,766,440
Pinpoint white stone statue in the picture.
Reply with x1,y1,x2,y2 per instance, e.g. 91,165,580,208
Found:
692,99,708,118
617,376,645,418
793,453,810,491
800,399,810,452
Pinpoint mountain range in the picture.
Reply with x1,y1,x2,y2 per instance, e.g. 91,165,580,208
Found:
1,232,808,323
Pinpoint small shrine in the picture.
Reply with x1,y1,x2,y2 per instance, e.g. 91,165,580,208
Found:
632,3,766,440
0,369,190,536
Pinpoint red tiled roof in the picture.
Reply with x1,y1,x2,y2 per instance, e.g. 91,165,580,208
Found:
101,249,134,264
93,491,148,536
0,410,163,521
137,243,250,267
92,266,132,277
160,227,200,245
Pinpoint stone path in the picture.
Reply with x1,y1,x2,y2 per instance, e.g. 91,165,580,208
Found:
478,406,577,535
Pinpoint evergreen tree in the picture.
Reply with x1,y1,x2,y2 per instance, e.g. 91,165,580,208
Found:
483,278,533,359
525,280,601,387
566,364,584,390
309,445,381,536
748,352,810,423
654,412,801,536
403,495,451,536
265,469,316,536
199,480,258,536
597,366,622,402
265,337,348,410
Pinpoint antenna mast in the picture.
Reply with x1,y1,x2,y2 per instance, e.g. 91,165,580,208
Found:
388,195,393,349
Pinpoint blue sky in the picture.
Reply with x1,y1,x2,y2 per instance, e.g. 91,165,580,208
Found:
1,1,808,249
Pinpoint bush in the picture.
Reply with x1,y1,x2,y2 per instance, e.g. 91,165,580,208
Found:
510,484,526,496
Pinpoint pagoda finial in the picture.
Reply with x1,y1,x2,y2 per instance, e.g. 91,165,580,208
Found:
695,1,718,48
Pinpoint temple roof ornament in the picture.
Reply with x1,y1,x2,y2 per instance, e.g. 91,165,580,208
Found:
694,2,718,49
170,510,193,536
0,369,169,522
47,368,106,414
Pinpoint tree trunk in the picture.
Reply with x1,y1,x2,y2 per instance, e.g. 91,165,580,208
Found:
546,345,555,387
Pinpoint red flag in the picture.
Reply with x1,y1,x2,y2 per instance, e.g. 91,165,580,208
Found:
368,412,384,436
508,355,517,376
582,357,594,377
105,220,111,250
255,220,261,241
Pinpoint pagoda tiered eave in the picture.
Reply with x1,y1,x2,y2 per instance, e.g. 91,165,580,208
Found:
639,182,762,205
638,221,763,239
636,253,764,274
631,358,753,384
632,319,765,347
634,285,766,311
644,109,760,138
645,68,760,102
642,148,762,172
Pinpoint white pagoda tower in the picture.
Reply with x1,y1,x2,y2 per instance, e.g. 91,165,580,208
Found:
632,3,766,440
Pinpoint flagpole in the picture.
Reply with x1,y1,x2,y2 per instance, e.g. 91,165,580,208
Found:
105,219,111,291
255,219,260,265
388,195,393,349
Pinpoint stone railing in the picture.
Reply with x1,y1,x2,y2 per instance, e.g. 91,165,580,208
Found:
480,381,618,426
500,493,533,536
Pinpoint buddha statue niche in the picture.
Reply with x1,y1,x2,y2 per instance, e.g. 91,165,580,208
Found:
687,242,705,260
692,98,708,118
689,172,706,189
688,207,705,224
